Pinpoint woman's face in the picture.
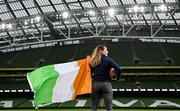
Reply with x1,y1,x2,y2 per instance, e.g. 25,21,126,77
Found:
101,46,109,56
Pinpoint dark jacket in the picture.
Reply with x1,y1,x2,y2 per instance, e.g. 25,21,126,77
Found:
91,56,122,82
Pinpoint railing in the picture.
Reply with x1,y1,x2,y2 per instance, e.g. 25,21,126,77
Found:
0,66,180,77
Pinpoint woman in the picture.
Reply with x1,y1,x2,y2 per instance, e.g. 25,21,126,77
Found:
89,45,121,111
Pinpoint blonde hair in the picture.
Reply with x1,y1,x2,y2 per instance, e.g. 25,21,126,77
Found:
90,45,106,67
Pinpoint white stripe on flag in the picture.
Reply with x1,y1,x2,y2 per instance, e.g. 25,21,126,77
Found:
52,61,80,102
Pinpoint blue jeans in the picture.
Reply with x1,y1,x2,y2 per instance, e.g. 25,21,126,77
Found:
91,81,113,111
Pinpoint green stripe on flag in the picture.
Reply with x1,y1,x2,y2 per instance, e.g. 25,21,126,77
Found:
27,65,59,105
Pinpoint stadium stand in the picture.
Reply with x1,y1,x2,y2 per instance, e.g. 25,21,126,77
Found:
0,51,18,68
161,43,180,65
6,48,49,68
44,45,76,65
74,43,99,60
0,41,180,67
133,42,166,66
108,42,133,66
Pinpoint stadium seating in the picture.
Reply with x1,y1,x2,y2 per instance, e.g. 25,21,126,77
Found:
0,51,18,68
108,42,133,66
44,45,76,65
161,43,180,65
74,43,98,60
133,42,166,66
4,48,49,68
0,41,180,68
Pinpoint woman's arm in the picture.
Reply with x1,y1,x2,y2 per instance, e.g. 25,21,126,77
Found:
108,58,122,80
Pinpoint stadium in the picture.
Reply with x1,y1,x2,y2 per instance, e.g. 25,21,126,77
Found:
0,0,180,111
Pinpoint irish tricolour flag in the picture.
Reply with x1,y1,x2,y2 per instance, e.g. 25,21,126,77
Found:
27,57,92,106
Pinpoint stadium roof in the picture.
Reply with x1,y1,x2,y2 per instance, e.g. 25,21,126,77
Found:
0,0,180,49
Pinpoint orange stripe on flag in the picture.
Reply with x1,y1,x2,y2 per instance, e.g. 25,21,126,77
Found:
72,57,92,99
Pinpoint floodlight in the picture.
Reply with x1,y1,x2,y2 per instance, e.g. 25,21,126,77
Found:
24,20,28,25
35,16,41,22
128,8,132,13
7,23,12,29
62,11,69,19
1,23,6,29
160,4,167,11
140,7,144,12
30,19,34,24
88,10,96,16
108,8,115,17
133,6,138,12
